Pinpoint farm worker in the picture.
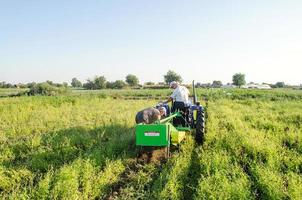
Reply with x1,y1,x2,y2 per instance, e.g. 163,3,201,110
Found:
166,81,190,104
164,81,190,112
159,106,167,117
135,107,161,124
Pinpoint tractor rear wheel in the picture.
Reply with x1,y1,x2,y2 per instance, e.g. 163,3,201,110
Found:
195,109,205,144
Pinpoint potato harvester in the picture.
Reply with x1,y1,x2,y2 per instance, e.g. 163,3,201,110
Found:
135,81,205,158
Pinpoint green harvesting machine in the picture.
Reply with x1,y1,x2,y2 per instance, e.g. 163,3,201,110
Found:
135,81,205,158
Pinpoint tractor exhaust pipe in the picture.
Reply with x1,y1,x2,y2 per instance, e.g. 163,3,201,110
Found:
193,80,197,104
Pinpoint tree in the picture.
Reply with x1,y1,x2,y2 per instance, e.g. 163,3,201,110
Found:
125,74,139,86
83,79,95,90
274,82,285,88
145,82,155,85
5,83,13,88
83,76,107,90
0,81,14,88
94,76,107,89
164,70,183,84
211,80,223,88
196,82,211,88
46,80,54,86
232,73,246,88
106,81,115,89
71,78,82,88
26,82,36,88
0,81,5,88
113,80,126,89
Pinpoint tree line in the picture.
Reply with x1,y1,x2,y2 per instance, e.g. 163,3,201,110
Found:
72,74,139,89
72,72,297,89
71,71,183,89
0,71,298,90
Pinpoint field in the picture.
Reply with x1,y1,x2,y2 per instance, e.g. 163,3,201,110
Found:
0,89,302,199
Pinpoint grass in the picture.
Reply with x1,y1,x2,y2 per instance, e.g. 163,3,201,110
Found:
0,88,28,97
0,89,301,199
194,99,302,200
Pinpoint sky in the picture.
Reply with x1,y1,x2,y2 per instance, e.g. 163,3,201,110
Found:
0,0,302,85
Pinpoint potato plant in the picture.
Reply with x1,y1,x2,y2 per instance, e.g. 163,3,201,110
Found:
0,89,301,199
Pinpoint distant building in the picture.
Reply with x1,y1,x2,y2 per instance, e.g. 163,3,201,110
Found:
222,83,237,88
258,84,272,89
242,83,271,89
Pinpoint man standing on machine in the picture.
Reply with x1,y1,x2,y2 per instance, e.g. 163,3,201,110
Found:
164,81,190,111
162,81,190,126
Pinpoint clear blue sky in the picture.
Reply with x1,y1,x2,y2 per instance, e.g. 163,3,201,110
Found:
1,0,301,85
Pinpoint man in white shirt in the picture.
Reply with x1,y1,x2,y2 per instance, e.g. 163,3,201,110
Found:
165,81,190,105
163,81,190,126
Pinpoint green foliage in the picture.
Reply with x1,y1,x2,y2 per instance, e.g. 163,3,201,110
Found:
193,99,302,200
71,78,82,88
274,81,286,88
105,81,115,89
94,76,107,89
126,74,139,86
0,81,15,88
163,70,183,84
144,81,155,85
0,97,150,199
232,73,246,87
1,90,302,199
83,76,107,90
82,79,94,90
28,82,69,96
211,80,223,88
111,80,127,89
151,137,195,199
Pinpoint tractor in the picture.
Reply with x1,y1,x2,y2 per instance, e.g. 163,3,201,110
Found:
135,81,205,158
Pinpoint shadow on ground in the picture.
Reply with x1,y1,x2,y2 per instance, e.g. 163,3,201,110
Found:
2,124,136,173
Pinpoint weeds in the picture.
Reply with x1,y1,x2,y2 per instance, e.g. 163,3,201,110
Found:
0,91,302,199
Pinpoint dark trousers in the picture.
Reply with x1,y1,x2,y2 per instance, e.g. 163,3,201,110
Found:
172,102,188,127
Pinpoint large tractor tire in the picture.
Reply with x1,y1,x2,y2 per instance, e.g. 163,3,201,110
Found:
195,109,205,144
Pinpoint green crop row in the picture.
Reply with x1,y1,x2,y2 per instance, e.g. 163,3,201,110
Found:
0,96,155,199
194,99,302,200
71,88,302,101
2,87,302,101
1,91,301,199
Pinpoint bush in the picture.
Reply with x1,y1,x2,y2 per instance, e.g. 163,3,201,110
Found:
106,80,127,89
83,76,106,90
112,80,127,89
28,82,69,96
145,82,155,85
274,82,286,88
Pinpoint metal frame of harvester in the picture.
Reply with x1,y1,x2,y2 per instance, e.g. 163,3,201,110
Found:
135,81,205,158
